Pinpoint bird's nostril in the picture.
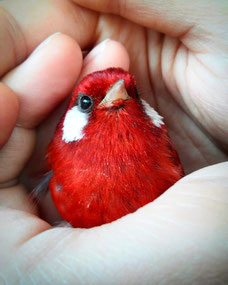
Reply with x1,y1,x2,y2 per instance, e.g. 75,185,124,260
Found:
113,104,125,111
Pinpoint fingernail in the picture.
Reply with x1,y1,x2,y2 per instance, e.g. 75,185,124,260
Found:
32,32,61,55
83,39,111,66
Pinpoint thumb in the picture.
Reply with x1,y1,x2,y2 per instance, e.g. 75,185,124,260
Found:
1,163,228,284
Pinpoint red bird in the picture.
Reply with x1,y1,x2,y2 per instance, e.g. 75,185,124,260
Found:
47,68,184,228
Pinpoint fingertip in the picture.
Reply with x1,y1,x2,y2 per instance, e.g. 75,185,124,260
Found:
80,39,130,79
0,83,19,147
3,33,83,128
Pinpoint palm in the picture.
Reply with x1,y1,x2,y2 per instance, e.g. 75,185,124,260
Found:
100,20,228,172
147,32,228,172
94,18,228,172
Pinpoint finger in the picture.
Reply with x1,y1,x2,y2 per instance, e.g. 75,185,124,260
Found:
0,184,37,215
4,162,227,284
79,39,130,79
0,207,50,259
0,83,19,147
3,33,83,128
74,0,227,52
0,127,35,184
0,7,26,76
0,0,97,76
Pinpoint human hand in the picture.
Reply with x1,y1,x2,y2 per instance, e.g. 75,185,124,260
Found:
0,0,228,284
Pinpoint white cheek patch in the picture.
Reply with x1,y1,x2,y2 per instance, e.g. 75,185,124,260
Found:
62,106,89,142
141,99,164,128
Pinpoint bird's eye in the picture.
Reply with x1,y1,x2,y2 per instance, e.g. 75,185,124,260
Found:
78,94,93,113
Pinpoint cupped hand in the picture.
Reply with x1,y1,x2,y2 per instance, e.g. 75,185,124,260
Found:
0,0,227,284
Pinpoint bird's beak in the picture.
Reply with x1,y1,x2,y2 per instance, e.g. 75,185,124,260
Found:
98,79,131,107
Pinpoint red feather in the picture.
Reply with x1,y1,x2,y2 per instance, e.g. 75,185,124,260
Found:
47,68,184,228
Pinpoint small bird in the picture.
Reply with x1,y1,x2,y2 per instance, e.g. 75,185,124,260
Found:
47,68,184,228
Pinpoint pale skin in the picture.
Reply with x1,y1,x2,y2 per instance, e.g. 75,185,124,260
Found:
0,0,228,283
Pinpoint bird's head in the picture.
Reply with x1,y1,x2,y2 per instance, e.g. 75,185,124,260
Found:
61,68,144,143
52,67,164,148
